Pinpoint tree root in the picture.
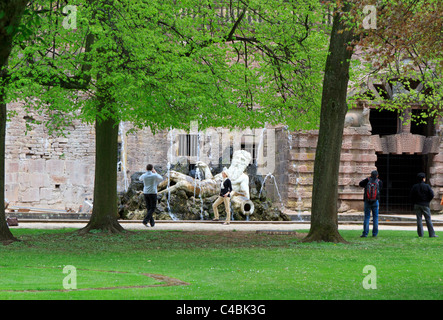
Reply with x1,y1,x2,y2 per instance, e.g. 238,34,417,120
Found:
1,237,20,246
0,224,20,245
78,220,126,235
302,230,349,244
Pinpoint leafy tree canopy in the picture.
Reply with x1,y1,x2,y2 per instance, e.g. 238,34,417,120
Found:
344,0,442,124
5,0,330,134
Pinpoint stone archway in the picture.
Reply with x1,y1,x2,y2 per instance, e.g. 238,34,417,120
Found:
342,76,443,213
369,106,440,213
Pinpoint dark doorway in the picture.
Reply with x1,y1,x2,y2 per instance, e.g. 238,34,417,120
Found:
370,109,398,136
376,154,430,214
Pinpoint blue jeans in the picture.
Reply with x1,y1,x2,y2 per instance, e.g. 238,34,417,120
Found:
363,200,379,237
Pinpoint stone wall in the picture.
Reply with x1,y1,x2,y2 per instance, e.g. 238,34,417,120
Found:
287,130,317,211
5,102,168,211
286,115,378,213
118,123,169,193
5,102,95,210
6,101,443,213
338,126,378,211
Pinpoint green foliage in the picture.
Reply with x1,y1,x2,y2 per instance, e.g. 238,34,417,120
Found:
6,0,329,134
347,0,443,125
4,1,442,132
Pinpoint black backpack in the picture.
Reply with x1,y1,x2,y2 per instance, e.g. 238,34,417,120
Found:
365,178,379,202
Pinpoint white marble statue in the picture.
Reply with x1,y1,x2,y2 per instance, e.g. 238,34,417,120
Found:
158,150,254,215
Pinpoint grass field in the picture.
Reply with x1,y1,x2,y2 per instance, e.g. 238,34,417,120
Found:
0,228,441,300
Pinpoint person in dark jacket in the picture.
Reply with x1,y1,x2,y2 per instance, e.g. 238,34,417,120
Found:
359,170,383,238
212,171,232,225
410,173,438,238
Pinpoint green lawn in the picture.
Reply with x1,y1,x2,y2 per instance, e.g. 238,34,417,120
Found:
0,228,441,300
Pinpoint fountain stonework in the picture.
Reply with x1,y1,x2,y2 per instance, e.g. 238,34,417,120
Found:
118,150,289,221
159,150,255,216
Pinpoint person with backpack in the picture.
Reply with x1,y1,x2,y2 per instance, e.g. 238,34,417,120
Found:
359,170,383,238
410,173,438,238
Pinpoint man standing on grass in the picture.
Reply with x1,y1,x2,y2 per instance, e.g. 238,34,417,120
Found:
359,170,383,238
410,173,438,238
139,164,163,227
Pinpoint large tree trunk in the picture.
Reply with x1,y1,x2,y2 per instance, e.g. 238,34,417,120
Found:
0,98,18,243
0,0,26,67
303,3,354,243
79,103,124,234
0,0,27,244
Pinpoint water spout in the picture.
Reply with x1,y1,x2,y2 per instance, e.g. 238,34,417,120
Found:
166,128,178,220
255,126,266,167
118,122,129,192
259,172,285,212
192,131,204,219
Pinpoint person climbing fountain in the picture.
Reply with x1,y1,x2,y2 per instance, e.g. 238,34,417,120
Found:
212,171,232,225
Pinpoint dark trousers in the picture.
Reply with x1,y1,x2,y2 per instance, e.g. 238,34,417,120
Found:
143,193,157,226
414,204,435,237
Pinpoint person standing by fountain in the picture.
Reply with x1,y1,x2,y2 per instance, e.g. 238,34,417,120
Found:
212,171,232,225
139,164,164,227
359,170,383,238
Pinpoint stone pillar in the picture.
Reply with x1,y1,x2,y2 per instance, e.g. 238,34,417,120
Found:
287,130,317,211
398,108,411,134
429,120,443,211
286,107,376,213
338,126,377,212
